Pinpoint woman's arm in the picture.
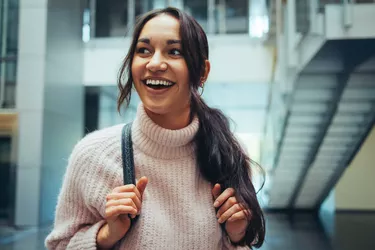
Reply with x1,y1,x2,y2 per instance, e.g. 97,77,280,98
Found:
45,140,110,250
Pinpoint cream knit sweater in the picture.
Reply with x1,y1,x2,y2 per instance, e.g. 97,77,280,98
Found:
45,104,249,250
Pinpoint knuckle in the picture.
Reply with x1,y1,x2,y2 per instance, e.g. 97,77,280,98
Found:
105,208,112,217
105,200,113,207
130,193,136,200
229,197,237,204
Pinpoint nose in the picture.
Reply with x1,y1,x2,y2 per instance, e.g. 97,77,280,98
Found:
146,52,167,72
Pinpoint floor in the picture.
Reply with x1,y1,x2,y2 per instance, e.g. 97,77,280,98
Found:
0,212,374,250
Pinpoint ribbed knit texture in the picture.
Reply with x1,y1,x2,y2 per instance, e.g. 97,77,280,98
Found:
45,104,249,250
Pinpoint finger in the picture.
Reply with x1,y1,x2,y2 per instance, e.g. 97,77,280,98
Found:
112,184,142,201
218,203,242,224
106,198,137,211
106,193,142,210
227,210,249,223
212,183,221,200
136,176,148,197
216,196,238,218
105,205,137,220
214,187,235,208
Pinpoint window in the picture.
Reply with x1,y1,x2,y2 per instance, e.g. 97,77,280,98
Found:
215,0,249,34
183,0,208,32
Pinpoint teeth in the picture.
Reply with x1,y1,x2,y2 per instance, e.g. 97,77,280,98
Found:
146,79,173,86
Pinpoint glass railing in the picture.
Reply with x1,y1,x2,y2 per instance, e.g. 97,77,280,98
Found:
0,0,19,109
296,0,311,35
90,0,256,38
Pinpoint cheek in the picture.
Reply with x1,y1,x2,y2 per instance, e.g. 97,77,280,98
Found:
177,62,190,84
131,59,144,79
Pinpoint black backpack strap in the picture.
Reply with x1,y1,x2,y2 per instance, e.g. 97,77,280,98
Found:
121,122,136,185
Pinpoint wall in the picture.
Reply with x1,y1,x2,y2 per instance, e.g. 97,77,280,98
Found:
15,0,84,226
335,125,375,211
83,35,273,86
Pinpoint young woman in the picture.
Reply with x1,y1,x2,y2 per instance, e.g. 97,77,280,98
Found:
45,7,265,250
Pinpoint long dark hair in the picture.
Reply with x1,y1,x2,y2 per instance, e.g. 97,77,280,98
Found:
117,7,265,248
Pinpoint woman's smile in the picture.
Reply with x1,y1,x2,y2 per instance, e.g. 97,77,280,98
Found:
141,77,176,95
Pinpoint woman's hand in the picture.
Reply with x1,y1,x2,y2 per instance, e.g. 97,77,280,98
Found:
97,176,148,249
212,183,251,243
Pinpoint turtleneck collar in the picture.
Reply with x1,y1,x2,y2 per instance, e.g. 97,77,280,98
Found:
131,104,199,160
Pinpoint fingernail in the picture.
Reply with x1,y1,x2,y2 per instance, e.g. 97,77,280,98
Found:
214,201,219,207
218,218,223,223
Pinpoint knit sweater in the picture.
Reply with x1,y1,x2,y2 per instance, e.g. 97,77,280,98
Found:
45,104,250,250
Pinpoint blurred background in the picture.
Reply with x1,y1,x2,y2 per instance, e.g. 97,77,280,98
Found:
0,0,375,249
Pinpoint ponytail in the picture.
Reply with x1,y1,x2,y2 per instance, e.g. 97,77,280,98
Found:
191,91,265,248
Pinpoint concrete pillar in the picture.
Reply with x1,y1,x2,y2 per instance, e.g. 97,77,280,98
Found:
15,0,84,226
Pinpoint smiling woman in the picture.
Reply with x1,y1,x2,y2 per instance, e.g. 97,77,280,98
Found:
45,7,265,250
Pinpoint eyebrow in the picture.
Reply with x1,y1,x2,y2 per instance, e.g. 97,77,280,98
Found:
137,38,181,45
138,38,150,44
167,39,181,45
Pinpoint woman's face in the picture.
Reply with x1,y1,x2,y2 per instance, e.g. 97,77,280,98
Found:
131,14,190,116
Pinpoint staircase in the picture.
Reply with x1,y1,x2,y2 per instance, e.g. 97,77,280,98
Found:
267,39,375,209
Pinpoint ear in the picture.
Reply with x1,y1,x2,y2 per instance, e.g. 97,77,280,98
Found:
200,60,211,86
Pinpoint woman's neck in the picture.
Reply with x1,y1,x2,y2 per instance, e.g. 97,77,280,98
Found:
145,106,192,130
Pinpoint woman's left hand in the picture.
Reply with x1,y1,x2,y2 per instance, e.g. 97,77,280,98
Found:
212,183,251,243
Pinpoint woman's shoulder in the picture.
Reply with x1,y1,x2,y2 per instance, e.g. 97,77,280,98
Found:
84,124,125,143
70,124,126,162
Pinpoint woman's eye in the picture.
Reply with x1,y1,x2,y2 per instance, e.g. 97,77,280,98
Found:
137,48,151,54
170,49,182,56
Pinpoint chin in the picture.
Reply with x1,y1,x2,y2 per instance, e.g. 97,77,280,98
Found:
142,100,170,115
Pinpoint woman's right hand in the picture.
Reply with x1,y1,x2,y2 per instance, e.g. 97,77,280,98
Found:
97,176,148,249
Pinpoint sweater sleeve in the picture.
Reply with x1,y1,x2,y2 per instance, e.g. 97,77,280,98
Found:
222,236,251,250
45,139,110,250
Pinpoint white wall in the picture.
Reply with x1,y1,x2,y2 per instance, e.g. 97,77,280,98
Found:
335,125,375,211
83,35,273,86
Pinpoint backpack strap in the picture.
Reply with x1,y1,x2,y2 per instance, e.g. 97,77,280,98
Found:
121,122,136,185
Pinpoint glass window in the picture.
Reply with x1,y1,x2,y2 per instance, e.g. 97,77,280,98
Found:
136,0,157,19
183,0,208,32
0,0,19,108
95,0,129,37
215,0,249,34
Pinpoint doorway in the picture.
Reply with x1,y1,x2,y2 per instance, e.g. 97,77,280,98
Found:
0,112,17,227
